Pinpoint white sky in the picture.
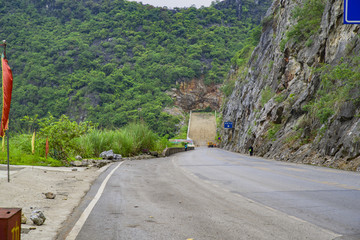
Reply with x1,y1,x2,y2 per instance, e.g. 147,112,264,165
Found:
128,0,222,8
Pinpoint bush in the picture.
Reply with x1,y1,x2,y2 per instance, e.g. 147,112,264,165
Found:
38,114,94,162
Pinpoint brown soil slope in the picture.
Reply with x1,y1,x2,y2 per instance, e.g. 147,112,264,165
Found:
188,112,216,146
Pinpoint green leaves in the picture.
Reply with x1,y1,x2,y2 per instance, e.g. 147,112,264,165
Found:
305,56,360,124
285,0,326,47
75,122,158,158
38,114,94,161
2,0,269,137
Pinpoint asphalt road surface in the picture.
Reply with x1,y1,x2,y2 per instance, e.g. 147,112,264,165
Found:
59,148,360,240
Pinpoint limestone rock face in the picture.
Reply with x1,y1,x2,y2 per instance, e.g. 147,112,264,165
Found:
220,0,360,170
172,78,222,111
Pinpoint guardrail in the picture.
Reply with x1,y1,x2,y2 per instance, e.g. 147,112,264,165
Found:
162,147,195,157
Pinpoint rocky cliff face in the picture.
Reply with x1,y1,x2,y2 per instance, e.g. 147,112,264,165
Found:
169,79,222,111
215,0,273,24
220,0,360,171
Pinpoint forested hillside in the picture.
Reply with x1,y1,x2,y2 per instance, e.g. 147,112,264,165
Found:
0,0,271,137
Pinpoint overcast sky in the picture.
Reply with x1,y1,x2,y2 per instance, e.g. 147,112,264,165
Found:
128,0,222,8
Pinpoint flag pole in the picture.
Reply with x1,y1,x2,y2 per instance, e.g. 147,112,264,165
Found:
0,40,6,59
0,40,9,182
7,132,9,182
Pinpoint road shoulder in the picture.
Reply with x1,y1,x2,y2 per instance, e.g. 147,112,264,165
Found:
0,164,108,240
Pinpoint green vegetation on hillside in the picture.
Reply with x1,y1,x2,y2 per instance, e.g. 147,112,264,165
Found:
304,56,360,124
0,0,271,137
280,0,325,50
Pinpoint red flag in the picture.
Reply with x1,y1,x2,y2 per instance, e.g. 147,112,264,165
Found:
0,55,13,137
45,138,49,159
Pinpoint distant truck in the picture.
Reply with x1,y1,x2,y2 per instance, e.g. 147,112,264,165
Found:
207,142,214,148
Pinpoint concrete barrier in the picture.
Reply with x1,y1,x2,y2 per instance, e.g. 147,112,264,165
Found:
162,147,195,157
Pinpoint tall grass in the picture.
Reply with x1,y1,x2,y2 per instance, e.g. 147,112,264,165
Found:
0,123,164,166
0,133,62,166
75,123,158,158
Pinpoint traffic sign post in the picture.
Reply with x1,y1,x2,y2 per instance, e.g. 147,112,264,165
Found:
224,122,233,129
344,0,360,24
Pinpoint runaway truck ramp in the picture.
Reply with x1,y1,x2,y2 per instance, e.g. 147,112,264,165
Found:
188,112,216,146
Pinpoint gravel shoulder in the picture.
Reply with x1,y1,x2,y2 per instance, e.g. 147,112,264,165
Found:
0,164,108,240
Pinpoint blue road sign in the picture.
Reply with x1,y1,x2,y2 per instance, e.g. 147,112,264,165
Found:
224,122,233,129
344,0,360,24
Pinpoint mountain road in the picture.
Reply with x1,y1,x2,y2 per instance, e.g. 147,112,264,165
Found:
59,148,360,240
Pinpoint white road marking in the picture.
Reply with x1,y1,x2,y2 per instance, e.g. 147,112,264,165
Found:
66,162,124,240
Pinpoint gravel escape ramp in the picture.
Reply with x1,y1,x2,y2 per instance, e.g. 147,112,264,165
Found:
188,112,216,146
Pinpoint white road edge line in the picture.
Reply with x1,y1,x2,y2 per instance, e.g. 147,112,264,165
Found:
66,161,124,240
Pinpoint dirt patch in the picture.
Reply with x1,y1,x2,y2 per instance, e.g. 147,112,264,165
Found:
0,165,106,240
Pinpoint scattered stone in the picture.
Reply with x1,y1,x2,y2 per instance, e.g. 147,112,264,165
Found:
100,150,122,161
21,228,31,234
96,160,109,168
30,210,46,226
72,168,78,172
75,155,82,160
356,166,360,172
150,151,159,157
21,213,27,224
44,192,56,199
81,159,91,166
113,154,122,161
70,161,82,167
100,150,114,159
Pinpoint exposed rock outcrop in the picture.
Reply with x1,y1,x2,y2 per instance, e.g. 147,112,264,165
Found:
221,0,360,170
170,78,222,111
215,0,273,24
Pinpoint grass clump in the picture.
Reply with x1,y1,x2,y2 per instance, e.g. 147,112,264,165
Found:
75,123,158,158
304,57,360,124
260,86,275,108
267,123,282,141
0,133,62,167
281,0,325,51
